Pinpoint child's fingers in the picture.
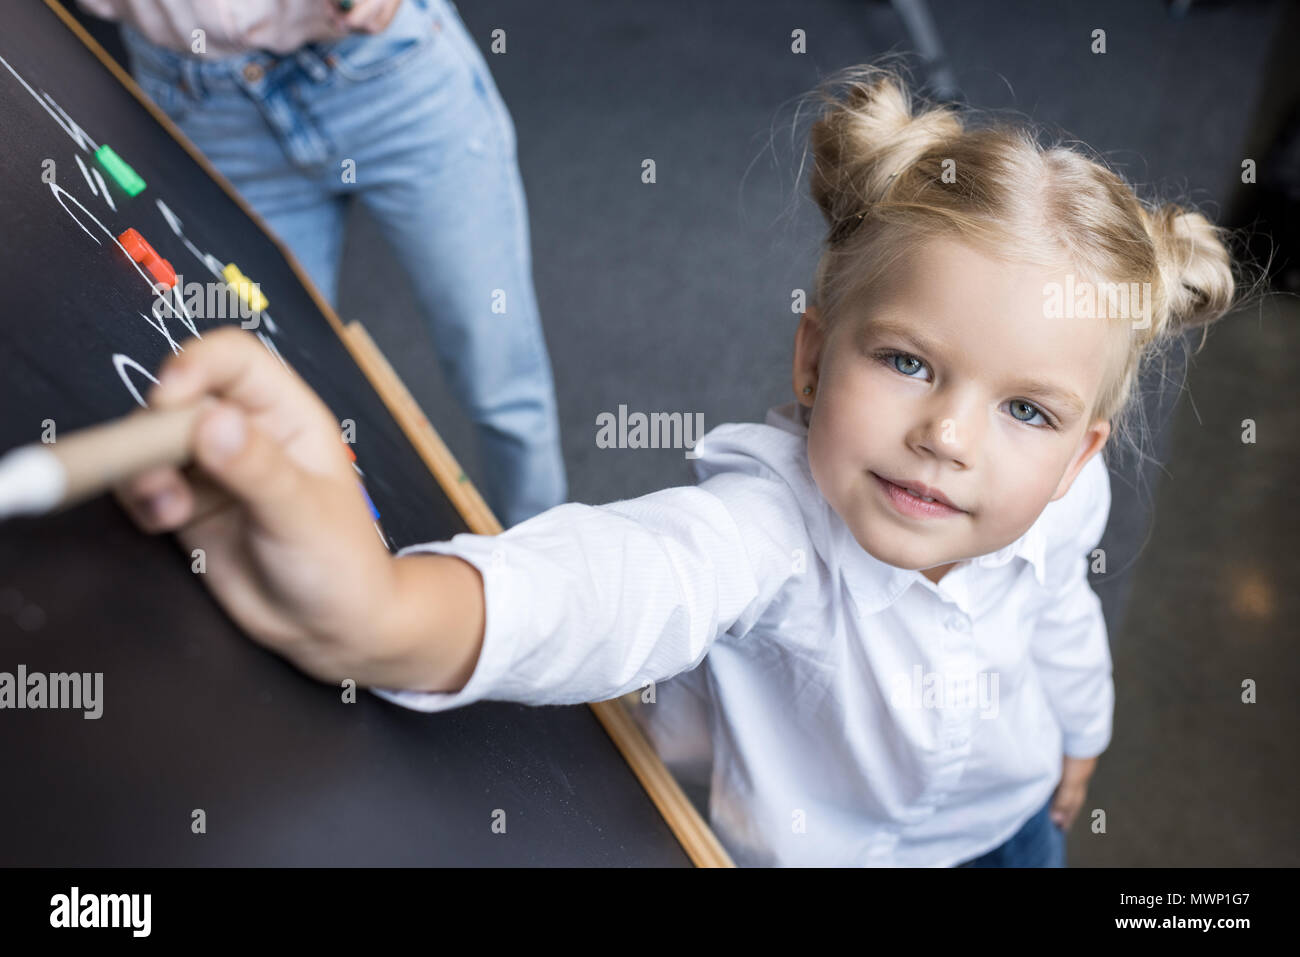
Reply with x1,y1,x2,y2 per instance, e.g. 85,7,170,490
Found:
1050,787,1083,829
119,463,183,503
147,327,277,411
175,462,236,527
151,329,335,445
112,459,245,537
149,328,349,485
189,400,330,544
112,465,190,532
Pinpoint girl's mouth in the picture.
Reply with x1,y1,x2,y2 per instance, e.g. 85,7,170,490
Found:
871,473,966,519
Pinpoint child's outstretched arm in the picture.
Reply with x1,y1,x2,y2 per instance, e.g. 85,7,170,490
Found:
113,327,800,708
111,326,486,694
371,464,799,711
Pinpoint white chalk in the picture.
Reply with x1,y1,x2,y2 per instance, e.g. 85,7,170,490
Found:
0,403,205,520
0,445,67,518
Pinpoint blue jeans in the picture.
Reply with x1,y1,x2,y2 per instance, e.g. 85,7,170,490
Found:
120,0,567,529
955,796,1066,867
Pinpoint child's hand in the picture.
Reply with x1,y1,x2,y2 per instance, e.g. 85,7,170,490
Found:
1049,755,1098,830
111,327,404,686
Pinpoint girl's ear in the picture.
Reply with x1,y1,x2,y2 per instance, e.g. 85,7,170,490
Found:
792,306,828,408
1051,420,1111,502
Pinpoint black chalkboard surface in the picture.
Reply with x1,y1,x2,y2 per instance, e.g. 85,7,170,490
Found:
0,0,698,866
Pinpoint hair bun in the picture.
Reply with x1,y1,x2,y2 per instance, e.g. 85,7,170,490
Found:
808,65,963,237
1141,203,1235,337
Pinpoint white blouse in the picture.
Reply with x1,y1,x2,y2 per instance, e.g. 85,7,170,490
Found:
76,0,347,58
373,401,1114,867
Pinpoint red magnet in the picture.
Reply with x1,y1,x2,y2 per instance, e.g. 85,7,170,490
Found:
118,227,148,261
117,227,177,289
146,256,176,289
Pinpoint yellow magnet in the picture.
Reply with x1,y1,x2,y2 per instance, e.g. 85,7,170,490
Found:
222,263,269,313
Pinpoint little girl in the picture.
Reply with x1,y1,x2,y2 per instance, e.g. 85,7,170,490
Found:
114,64,1241,867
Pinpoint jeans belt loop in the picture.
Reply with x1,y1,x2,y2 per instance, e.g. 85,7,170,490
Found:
180,56,203,98
295,47,330,82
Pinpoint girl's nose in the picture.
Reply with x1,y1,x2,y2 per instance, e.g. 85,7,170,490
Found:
912,405,979,467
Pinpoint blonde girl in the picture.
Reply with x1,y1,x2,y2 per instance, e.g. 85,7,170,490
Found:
114,62,1244,867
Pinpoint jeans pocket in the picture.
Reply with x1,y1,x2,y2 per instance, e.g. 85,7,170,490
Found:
329,16,436,82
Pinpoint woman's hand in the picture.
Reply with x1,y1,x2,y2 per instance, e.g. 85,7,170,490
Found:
1050,755,1098,830
327,0,405,34
111,327,404,687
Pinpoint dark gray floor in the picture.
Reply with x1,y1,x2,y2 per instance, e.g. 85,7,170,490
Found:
1102,291,1299,866
79,0,1296,865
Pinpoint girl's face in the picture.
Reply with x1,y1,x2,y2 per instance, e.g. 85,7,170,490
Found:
793,237,1114,578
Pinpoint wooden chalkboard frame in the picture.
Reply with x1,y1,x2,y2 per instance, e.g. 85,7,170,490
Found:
43,0,733,868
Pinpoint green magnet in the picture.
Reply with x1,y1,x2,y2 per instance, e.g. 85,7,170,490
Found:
94,144,146,197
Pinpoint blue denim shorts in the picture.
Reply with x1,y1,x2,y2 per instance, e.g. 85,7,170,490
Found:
956,796,1066,867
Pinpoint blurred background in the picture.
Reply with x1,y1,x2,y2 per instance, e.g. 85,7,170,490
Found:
75,0,1300,866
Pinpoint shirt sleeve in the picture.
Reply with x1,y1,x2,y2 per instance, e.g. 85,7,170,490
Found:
369,473,803,713
1030,454,1114,759
74,0,116,18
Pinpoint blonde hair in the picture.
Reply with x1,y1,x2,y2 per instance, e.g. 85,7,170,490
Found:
798,61,1252,460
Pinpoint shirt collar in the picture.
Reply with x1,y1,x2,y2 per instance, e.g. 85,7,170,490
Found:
763,401,1050,617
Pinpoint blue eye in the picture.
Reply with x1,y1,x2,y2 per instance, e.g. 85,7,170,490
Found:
874,350,1057,430
1008,400,1049,427
880,351,929,379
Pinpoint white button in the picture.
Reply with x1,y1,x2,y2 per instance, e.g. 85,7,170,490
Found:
946,615,970,632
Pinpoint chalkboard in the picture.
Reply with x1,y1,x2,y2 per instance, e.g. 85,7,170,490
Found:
0,0,714,866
